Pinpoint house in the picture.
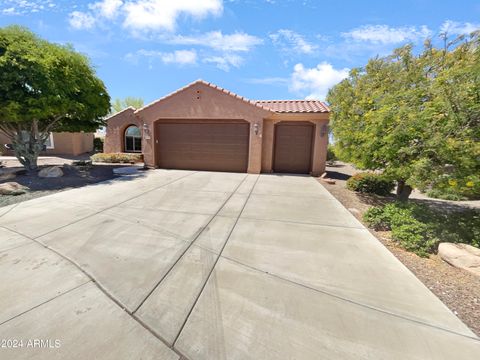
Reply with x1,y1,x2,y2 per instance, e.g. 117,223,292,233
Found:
0,132,94,156
104,80,329,175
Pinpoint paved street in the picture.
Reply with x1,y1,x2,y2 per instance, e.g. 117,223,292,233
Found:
0,170,478,359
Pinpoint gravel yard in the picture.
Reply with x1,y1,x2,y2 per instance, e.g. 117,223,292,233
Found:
0,155,137,208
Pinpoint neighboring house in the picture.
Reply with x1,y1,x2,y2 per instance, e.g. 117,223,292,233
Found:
104,80,330,175
0,132,94,156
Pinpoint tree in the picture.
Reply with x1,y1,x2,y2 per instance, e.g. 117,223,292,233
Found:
327,32,480,200
111,97,144,114
0,26,110,171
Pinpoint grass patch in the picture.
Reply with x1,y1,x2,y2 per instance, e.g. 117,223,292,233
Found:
364,202,480,257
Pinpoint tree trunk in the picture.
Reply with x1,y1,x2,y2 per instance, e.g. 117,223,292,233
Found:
11,121,47,173
396,180,413,201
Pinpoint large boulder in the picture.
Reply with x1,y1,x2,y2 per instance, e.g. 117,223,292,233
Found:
38,166,64,178
0,182,28,195
438,242,480,277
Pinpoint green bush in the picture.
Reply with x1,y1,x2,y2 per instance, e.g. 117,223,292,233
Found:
425,175,480,200
93,137,104,152
327,145,336,164
363,202,480,257
426,189,465,201
91,152,143,164
346,172,395,196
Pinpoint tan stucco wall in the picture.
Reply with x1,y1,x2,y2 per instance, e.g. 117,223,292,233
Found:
137,82,272,173
104,108,142,153
0,132,93,156
103,82,330,175
261,113,329,176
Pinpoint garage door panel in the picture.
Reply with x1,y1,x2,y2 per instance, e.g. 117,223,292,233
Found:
156,122,249,172
274,123,313,174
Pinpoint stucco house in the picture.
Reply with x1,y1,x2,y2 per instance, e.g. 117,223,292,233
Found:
0,132,94,156
104,80,329,175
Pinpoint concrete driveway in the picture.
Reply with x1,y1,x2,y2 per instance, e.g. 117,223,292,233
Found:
0,170,479,359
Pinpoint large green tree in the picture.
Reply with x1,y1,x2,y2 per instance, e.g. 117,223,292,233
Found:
327,32,480,200
111,97,144,114
0,26,110,171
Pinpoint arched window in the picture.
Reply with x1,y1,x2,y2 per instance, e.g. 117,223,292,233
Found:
124,125,141,152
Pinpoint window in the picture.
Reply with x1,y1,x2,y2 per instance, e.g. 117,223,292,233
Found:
124,126,141,152
44,133,55,149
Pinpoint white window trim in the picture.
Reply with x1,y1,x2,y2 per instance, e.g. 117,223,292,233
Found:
45,133,55,149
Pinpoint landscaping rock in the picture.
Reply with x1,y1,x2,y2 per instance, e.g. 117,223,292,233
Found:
113,166,142,176
0,182,29,195
438,243,480,277
38,166,64,178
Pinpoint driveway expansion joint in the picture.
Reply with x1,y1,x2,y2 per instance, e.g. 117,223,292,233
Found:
172,174,261,347
221,255,480,342
132,173,250,315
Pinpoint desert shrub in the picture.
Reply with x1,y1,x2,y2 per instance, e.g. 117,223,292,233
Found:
327,145,336,165
424,175,480,201
426,188,465,201
93,137,104,152
346,172,395,196
364,202,480,257
91,153,143,164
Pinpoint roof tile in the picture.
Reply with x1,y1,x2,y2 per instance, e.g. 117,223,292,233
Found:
254,100,329,113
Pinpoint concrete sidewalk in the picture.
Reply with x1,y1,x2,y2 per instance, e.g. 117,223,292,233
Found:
0,170,478,359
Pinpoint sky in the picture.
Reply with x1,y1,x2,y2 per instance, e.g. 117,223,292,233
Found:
1,0,480,105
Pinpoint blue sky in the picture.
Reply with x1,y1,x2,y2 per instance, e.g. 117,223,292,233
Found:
1,0,479,105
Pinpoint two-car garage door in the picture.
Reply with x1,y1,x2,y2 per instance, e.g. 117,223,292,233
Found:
155,120,314,174
156,121,249,172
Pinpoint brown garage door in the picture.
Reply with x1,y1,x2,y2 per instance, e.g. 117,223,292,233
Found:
156,121,249,172
273,122,314,174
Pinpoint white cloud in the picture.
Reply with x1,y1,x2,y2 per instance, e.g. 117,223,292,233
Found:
0,0,55,14
125,49,197,65
270,29,318,54
69,11,96,30
167,31,262,71
203,54,243,71
123,0,223,32
169,31,263,52
342,24,431,44
290,62,349,100
440,20,480,35
89,0,123,19
68,0,222,33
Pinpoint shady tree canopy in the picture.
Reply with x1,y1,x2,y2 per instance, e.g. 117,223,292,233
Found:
327,32,480,200
0,26,110,171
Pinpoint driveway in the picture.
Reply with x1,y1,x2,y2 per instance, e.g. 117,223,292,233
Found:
0,170,479,359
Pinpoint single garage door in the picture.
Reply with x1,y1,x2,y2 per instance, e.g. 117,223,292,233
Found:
273,122,314,174
156,121,249,172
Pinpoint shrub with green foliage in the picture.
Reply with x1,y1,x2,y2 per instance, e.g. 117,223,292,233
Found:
327,33,480,200
327,145,336,164
346,172,395,196
364,202,480,257
91,153,143,164
93,137,104,152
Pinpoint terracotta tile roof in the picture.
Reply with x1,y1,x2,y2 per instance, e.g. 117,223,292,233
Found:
135,79,274,113
254,100,330,113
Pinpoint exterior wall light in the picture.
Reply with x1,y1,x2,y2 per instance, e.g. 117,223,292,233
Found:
253,123,260,135
143,123,151,140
